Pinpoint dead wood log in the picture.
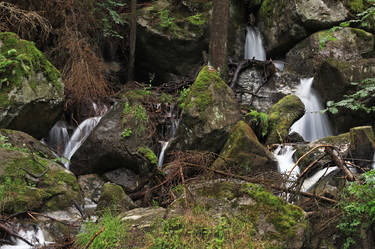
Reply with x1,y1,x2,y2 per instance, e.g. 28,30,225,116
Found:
325,147,356,181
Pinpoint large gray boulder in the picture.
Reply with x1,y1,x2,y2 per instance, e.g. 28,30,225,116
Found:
70,90,157,176
285,28,374,76
0,32,64,139
173,66,241,153
135,0,210,82
295,0,348,29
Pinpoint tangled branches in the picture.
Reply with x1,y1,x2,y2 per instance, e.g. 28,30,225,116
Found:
0,2,51,41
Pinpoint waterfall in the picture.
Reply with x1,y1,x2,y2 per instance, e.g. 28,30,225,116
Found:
274,145,299,188
45,103,108,169
244,26,266,61
290,78,333,141
157,104,179,168
301,166,338,192
0,226,50,249
62,116,102,169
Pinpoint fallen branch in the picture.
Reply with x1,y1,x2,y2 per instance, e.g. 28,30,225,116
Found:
0,223,34,247
326,147,356,181
84,225,104,249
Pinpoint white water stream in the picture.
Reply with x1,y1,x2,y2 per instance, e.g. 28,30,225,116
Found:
290,78,333,142
244,26,266,61
0,226,51,249
46,103,108,169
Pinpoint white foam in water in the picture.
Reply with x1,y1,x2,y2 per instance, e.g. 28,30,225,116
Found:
290,78,333,141
274,145,299,187
47,121,69,155
63,116,102,169
244,26,266,61
301,166,338,192
0,226,51,249
158,141,169,168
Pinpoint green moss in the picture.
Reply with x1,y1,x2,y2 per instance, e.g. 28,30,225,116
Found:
183,66,226,120
344,0,365,12
121,102,149,138
351,28,373,41
159,92,173,103
0,148,80,214
0,32,62,89
266,95,305,144
138,146,158,166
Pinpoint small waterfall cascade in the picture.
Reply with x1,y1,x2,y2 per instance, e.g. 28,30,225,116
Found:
158,104,179,168
244,26,266,61
290,78,333,141
45,103,108,169
301,167,338,192
0,226,50,249
273,145,299,188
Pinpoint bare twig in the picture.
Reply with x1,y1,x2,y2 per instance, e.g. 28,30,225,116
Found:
84,225,105,249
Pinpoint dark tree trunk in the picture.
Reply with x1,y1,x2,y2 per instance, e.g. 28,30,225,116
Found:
209,0,229,78
127,0,137,82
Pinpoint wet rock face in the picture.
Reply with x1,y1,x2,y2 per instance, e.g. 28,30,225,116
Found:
96,183,136,213
135,0,210,82
295,0,348,29
212,121,278,176
258,0,308,56
0,32,64,139
237,69,301,112
70,90,156,176
314,58,375,133
173,66,241,153
349,126,375,168
0,130,80,214
285,28,374,76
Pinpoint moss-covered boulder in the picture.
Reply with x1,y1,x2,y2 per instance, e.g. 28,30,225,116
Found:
0,32,64,139
96,183,136,213
314,58,375,133
286,28,374,76
212,121,278,176
168,179,308,249
0,131,80,214
258,0,308,56
135,0,211,82
266,95,305,145
173,66,241,152
343,0,375,33
70,89,157,176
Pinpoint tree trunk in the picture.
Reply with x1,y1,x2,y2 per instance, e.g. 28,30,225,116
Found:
209,0,229,78
127,0,137,82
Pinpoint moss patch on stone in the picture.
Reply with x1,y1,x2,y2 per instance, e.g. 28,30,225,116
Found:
212,121,277,176
266,95,305,144
0,147,80,214
183,66,226,121
0,32,62,90
138,146,158,166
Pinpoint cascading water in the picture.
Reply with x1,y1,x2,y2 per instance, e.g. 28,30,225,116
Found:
158,104,179,168
45,103,108,169
244,26,266,61
301,167,338,192
290,78,333,141
0,226,50,249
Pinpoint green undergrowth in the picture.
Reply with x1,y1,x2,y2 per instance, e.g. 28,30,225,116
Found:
245,109,269,141
121,102,149,138
75,211,130,249
138,146,158,166
338,169,375,249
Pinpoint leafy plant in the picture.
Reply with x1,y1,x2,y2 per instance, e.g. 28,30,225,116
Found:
178,87,191,109
96,0,125,39
322,78,375,114
187,13,206,26
75,211,129,249
337,170,375,249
